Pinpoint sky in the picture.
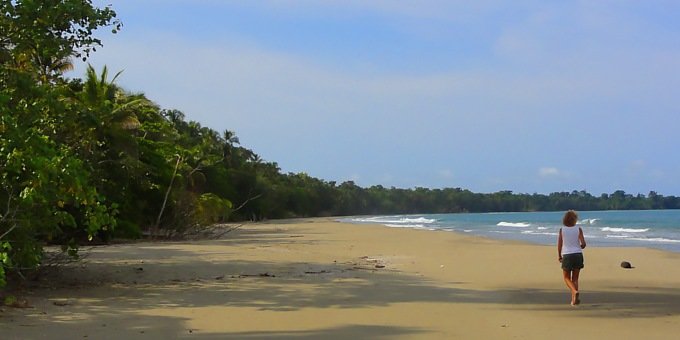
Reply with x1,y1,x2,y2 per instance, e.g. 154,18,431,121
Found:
75,1,680,195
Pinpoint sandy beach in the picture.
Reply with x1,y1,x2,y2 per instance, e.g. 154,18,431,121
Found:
2,219,680,339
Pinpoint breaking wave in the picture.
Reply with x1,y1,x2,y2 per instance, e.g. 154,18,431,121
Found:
497,222,531,228
601,227,649,233
351,216,436,224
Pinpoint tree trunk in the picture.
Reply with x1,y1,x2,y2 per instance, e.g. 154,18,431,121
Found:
154,154,182,238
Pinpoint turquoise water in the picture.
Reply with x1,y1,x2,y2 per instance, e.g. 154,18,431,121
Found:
341,210,680,252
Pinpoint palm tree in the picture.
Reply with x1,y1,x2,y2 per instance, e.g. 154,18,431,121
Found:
77,65,158,207
35,54,74,83
80,64,158,147
222,130,240,166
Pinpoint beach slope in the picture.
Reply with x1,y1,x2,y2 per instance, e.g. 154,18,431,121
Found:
2,219,680,339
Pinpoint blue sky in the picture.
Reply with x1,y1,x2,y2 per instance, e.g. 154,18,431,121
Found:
76,1,680,195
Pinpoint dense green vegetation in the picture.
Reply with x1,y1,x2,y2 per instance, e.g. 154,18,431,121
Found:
1,1,679,288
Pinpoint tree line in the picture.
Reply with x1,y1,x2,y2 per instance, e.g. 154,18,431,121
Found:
1,1,678,287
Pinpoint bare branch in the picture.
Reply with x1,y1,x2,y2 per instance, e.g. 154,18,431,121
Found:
232,193,262,213
154,154,182,237
220,224,244,235
1,186,13,224
0,189,18,240
0,223,18,241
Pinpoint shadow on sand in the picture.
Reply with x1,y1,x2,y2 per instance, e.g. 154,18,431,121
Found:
2,224,679,338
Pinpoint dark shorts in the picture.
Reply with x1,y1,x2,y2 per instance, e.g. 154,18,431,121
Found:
561,253,584,270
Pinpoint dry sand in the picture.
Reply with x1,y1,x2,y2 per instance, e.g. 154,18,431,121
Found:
2,219,680,339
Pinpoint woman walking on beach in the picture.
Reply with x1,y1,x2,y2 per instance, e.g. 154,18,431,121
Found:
557,210,586,306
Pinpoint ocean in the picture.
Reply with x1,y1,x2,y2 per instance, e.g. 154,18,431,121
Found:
340,210,680,253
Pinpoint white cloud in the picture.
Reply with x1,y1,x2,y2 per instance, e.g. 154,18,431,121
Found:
438,169,454,179
539,167,560,178
72,2,680,194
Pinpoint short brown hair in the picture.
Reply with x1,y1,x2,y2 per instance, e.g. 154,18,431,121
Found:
563,210,578,227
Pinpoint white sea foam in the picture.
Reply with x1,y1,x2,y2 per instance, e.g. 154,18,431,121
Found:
601,227,649,233
352,216,436,224
385,223,422,228
605,234,630,238
628,237,680,243
400,217,436,224
384,224,434,230
522,230,559,236
350,217,378,223
343,212,680,253
497,222,531,228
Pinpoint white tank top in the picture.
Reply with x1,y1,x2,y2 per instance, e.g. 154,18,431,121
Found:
561,226,582,255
